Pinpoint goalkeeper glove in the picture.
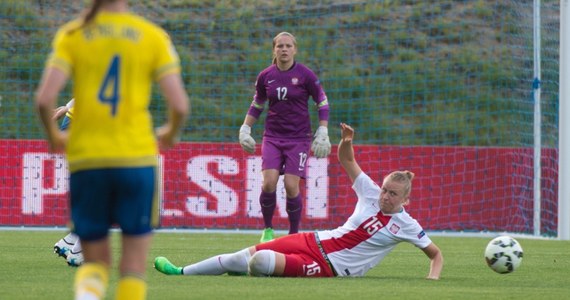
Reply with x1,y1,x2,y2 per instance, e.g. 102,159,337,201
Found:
239,124,256,153
311,126,331,158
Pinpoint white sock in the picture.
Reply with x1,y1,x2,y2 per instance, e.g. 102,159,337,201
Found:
248,250,276,277
64,232,79,244
182,248,251,275
72,239,82,253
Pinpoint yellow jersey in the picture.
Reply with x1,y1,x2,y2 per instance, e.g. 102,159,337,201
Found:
47,12,181,172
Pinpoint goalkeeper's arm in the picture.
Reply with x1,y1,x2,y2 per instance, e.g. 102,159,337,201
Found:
239,115,257,154
311,120,331,158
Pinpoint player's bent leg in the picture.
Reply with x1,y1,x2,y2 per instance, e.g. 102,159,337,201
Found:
221,248,252,276
248,250,286,276
177,248,254,276
248,250,275,276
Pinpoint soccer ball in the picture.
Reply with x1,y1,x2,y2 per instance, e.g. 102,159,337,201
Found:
484,236,523,274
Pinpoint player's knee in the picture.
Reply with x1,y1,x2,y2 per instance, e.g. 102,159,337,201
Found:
223,248,251,269
248,250,276,277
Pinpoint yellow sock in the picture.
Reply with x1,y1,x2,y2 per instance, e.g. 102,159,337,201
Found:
115,276,147,300
74,263,109,300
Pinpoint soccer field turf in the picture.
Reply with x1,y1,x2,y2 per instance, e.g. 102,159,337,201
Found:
1,230,568,299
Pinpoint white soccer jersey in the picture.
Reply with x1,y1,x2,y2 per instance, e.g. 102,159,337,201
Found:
316,172,432,277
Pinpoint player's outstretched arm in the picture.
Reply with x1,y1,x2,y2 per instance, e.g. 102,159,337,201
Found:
338,123,362,182
421,242,443,280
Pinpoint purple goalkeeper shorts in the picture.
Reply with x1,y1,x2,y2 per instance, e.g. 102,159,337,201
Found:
261,137,311,179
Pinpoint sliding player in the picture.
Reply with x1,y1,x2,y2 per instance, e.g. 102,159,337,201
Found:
156,123,443,279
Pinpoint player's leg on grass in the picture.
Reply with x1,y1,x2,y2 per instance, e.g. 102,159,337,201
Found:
179,247,252,275
154,248,254,276
154,257,183,275
249,249,333,277
253,232,335,277
248,250,286,276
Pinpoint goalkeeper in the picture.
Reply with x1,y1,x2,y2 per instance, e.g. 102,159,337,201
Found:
155,123,443,279
238,32,331,243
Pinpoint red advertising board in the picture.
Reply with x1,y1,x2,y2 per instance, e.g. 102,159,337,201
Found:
0,140,558,233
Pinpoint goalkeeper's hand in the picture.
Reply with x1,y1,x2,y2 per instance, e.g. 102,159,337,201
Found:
311,126,331,158
239,124,256,153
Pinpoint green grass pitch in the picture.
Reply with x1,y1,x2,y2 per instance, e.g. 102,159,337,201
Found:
1,230,569,299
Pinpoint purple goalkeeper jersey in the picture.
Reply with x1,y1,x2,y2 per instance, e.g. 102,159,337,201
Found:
248,62,329,139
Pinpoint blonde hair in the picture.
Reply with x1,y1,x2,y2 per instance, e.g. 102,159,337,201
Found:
272,31,297,64
385,170,415,198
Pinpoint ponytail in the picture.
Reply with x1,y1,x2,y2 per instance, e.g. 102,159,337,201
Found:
68,0,105,34
83,0,105,27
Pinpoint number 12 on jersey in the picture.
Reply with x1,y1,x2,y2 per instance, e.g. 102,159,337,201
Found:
98,55,121,116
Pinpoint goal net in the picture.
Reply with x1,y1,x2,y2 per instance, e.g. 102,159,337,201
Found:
0,0,560,237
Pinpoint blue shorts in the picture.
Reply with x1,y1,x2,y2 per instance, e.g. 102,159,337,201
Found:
261,137,311,179
69,166,158,241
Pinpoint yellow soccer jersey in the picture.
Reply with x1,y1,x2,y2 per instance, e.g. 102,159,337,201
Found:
47,12,181,172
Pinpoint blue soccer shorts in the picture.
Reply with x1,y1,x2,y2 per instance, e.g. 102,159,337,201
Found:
69,166,158,241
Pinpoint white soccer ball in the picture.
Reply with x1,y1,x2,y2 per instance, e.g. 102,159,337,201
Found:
484,236,523,274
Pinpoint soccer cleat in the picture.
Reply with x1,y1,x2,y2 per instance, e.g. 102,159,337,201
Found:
66,251,84,267
259,228,274,243
154,257,183,275
54,238,74,259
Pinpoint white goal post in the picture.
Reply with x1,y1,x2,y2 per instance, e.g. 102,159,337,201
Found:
558,0,570,240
